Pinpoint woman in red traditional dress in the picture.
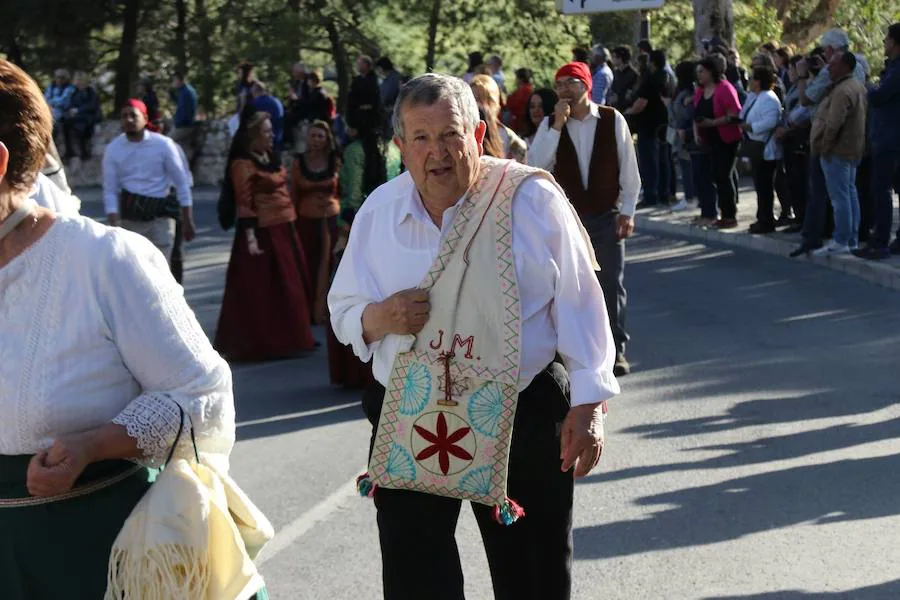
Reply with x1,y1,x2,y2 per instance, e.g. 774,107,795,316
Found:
214,108,316,361
291,120,341,324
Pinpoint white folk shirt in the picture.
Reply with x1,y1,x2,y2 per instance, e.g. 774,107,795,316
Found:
102,130,194,215
527,102,641,217
0,216,234,467
328,171,620,407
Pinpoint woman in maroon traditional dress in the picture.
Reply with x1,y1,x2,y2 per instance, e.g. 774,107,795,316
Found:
214,109,316,361
291,120,341,324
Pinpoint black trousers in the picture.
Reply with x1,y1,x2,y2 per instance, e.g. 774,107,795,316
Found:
62,119,93,159
774,160,792,218
856,155,874,243
752,159,778,226
783,145,809,224
170,217,184,284
711,142,739,219
362,363,574,600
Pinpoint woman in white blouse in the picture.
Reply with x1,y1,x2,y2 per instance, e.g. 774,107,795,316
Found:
740,66,784,234
0,60,257,598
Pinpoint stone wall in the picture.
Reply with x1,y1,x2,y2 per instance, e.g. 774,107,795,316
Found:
63,119,234,188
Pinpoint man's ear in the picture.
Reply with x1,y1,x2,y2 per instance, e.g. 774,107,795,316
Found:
393,134,405,155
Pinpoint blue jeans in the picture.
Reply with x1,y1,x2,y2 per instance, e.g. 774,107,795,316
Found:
679,157,696,200
581,211,628,355
637,134,670,205
870,151,900,248
820,155,860,248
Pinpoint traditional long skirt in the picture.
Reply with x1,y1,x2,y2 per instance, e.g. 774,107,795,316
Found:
326,324,376,388
0,455,270,600
0,455,153,599
215,218,316,362
294,215,338,323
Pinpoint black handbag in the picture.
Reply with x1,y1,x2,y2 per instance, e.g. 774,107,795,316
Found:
736,96,776,162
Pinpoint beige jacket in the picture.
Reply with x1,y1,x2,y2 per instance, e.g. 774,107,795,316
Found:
810,75,867,161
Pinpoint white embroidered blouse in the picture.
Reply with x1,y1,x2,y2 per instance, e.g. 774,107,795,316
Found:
0,216,235,468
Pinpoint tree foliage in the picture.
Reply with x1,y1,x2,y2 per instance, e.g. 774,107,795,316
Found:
1,0,896,121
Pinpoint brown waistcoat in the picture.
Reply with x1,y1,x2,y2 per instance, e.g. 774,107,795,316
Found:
552,106,621,216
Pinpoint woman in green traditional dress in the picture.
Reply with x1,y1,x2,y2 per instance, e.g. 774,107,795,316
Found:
0,59,266,599
325,127,391,388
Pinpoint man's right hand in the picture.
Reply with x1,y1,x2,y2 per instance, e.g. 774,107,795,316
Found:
362,288,430,343
552,100,571,131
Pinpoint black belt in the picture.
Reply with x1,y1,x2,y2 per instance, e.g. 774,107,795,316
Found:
119,190,180,221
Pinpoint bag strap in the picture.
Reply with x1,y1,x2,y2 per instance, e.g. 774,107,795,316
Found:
164,401,201,466
742,96,759,120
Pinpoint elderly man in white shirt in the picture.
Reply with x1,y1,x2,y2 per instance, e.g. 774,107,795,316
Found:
528,61,641,376
329,73,619,600
102,98,195,266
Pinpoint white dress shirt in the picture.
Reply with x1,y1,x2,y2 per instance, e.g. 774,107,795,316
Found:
102,130,193,215
528,103,641,217
328,171,620,407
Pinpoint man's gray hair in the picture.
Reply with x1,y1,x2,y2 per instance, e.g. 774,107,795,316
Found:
392,73,480,141
821,28,850,50
592,44,611,62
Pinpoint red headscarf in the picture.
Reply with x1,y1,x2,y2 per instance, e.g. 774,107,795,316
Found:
555,62,593,94
124,98,160,132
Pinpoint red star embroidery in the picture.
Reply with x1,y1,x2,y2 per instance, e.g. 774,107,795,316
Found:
414,413,473,475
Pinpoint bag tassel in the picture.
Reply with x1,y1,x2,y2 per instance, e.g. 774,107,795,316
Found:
493,497,525,526
356,473,376,498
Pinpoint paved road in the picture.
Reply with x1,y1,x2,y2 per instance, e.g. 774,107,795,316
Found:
78,189,900,599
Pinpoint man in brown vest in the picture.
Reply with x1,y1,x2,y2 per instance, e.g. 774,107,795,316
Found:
529,62,641,375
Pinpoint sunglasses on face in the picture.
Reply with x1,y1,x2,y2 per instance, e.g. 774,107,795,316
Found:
555,78,583,89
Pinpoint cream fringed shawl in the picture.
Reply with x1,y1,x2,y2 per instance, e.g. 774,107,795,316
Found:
105,457,274,600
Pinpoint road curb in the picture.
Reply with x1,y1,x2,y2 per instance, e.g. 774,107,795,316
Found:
636,215,900,293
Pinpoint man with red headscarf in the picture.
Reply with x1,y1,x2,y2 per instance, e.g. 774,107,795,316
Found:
102,99,195,278
529,62,641,376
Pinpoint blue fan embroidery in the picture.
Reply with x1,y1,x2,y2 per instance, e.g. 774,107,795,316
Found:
399,363,432,416
459,466,493,497
385,444,417,481
467,382,505,437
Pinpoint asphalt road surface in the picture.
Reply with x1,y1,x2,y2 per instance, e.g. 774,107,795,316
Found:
79,188,900,600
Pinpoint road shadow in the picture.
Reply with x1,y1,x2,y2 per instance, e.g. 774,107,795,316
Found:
704,578,900,599
575,452,900,560
588,406,900,485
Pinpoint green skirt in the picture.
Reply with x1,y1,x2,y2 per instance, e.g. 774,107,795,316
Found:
0,454,269,600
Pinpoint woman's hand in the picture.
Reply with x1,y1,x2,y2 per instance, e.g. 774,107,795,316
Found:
27,424,140,498
246,229,264,256
27,432,95,497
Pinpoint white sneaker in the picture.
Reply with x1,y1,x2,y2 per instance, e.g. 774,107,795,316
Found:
812,241,851,256
671,199,692,212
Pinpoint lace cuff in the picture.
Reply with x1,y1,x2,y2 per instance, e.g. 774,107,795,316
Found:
113,393,183,468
